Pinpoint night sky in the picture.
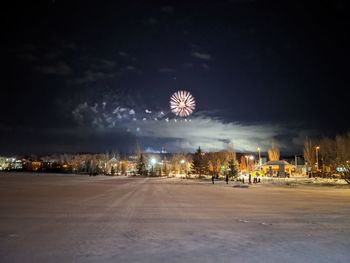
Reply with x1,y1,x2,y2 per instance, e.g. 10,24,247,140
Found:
2,0,349,155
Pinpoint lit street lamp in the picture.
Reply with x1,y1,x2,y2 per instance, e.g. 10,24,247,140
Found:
315,146,320,171
150,158,156,175
180,159,185,174
257,147,261,166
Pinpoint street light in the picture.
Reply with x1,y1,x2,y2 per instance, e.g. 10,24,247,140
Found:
180,159,185,174
245,155,254,172
257,147,261,166
315,146,320,171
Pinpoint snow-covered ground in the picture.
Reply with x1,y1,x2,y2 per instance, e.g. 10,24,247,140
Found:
0,174,349,262
260,176,349,186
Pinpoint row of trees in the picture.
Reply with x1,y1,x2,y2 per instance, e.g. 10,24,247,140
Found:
171,147,238,178
304,131,350,183
4,148,240,177
2,153,129,174
134,142,285,178
135,153,192,176
134,145,239,178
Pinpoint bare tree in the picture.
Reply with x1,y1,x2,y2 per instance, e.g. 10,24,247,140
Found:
317,132,350,182
162,157,169,176
225,142,237,163
304,137,315,176
268,142,280,161
240,155,246,171
335,132,350,183
171,154,181,175
135,141,142,159
208,160,214,174
342,158,350,184
248,158,255,172
215,159,221,177
335,133,350,165
318,137,338,173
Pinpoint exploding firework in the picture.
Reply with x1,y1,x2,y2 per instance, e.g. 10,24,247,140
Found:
170,90,196,117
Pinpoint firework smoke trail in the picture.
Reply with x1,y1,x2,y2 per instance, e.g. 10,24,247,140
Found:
170,90,196,117
72,92,196,131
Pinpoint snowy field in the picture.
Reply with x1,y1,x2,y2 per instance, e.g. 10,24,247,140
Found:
0,174,349,263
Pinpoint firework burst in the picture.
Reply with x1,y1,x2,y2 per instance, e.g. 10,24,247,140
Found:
170,90,196,117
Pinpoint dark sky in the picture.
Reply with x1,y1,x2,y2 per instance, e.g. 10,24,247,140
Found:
2,0,349,155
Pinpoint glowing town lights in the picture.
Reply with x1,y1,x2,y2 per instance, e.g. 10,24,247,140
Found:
150,158,156,165
170,90,196,117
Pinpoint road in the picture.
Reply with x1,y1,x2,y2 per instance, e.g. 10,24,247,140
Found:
0,174,350,262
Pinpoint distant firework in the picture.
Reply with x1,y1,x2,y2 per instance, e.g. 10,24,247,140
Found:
170,90,196,117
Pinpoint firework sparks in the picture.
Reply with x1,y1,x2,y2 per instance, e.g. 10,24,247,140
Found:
170,90,196,117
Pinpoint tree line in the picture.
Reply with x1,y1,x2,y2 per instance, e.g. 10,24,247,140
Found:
136,146,239,178
304,131,350,183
